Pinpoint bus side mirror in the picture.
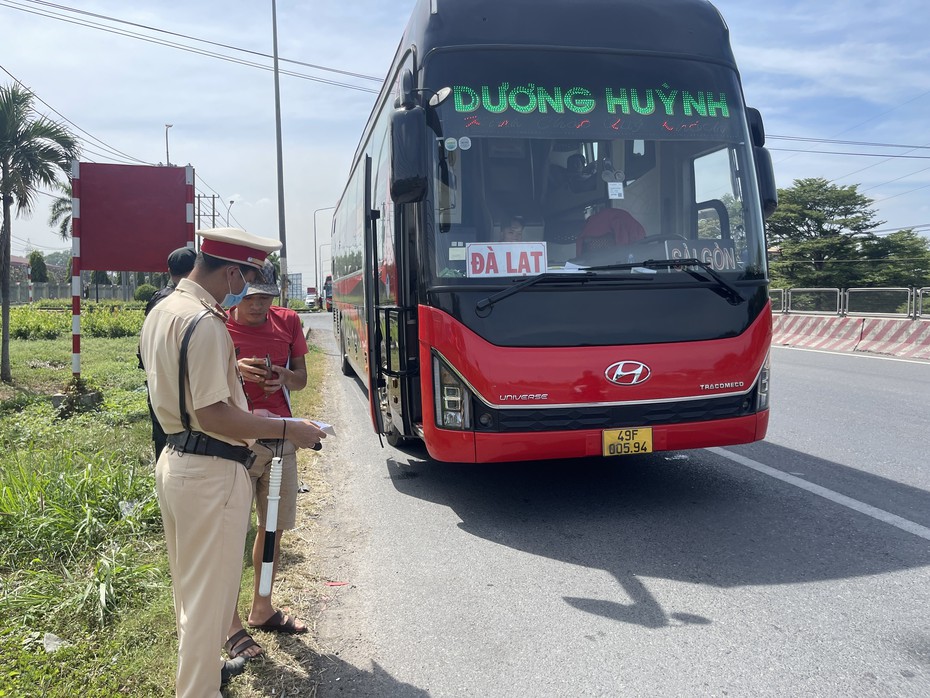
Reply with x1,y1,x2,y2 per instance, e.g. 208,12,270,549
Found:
746,107,765,147
754,146,778,219
390,105,429,204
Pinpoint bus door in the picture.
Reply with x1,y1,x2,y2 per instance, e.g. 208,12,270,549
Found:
363,155,385,436
366,156,421,445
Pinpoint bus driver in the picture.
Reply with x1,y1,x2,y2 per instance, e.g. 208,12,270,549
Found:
575,206,646,258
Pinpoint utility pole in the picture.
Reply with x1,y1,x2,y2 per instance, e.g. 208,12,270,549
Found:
165,123,173,166
271,0,289,306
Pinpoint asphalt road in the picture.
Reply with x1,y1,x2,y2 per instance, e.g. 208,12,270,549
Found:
304,313,930,698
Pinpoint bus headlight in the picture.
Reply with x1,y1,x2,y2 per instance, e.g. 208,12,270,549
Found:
433,356,472,430
755,352,771,411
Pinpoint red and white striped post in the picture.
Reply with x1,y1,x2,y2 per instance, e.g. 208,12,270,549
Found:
185,165,195,245
71,160,82,378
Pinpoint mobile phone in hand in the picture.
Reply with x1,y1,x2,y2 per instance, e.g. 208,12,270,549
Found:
264,354,273,380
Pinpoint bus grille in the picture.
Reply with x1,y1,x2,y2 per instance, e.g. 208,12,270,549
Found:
478,391,755,433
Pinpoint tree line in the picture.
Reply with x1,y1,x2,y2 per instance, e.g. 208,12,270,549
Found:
766,177,930,291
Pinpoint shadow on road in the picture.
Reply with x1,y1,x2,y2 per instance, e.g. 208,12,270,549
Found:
312,657,430,697
228,649,429,698
382,443,930,630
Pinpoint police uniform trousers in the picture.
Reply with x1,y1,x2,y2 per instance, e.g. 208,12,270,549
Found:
156,447,252,698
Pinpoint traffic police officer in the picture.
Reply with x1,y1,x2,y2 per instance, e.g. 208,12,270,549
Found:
139,227,326,698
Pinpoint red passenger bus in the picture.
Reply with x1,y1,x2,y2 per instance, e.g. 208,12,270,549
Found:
331,0,778,463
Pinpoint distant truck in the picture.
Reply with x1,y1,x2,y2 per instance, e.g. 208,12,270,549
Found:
323,275,333,311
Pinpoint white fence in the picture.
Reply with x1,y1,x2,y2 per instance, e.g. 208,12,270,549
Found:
770,287,929,319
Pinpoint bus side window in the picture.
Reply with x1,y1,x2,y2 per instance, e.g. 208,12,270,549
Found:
696,199,730,239
693,147,743,245
437,145,462,232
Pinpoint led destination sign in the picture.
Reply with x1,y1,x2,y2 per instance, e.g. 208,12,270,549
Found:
434,72,743,141
453,83,731,119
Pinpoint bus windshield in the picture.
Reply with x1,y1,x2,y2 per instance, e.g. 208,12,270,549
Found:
422,50,767,285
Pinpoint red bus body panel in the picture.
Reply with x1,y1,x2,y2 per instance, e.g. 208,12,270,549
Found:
418,303,772,463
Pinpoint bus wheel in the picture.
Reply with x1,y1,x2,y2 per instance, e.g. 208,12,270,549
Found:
340,335,352,377
386,426,406,447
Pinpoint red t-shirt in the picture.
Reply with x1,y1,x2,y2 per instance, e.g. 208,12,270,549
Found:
226,305,308,417
576,208,646,257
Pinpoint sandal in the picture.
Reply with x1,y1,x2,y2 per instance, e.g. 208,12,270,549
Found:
224,628,263,659
249,609,308,635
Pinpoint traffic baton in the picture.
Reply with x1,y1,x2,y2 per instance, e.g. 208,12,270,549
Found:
258,455,282,597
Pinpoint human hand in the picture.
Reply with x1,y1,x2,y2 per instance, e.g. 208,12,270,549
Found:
262,365,288,394
238,357,270,384
282,418,327,450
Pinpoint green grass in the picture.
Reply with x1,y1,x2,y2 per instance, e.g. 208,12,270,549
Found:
0,331,175,696
0,320,329,697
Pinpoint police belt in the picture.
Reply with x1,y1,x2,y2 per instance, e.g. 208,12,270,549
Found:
166,430,256,469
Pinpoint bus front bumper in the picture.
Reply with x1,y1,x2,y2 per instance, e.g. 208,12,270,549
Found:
422,411,769,463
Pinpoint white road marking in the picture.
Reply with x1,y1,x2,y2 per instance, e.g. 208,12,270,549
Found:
710,447,930,542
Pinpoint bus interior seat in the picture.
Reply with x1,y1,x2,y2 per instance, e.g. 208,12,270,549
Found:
483,141,540,226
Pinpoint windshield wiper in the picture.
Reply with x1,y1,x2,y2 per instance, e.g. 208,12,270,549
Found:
476,272,577,312
475,268,654,312
596,257,743,305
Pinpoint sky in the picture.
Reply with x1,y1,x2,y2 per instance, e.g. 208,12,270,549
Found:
1,0,929,289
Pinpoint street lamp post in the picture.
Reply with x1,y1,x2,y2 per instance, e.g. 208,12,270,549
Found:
164,124,173,166
225,199,235,226
318,242,332,310
313,206,336,291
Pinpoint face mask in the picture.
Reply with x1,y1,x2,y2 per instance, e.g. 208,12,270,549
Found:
220,268,251,308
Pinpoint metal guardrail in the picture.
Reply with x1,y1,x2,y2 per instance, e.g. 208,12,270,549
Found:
846,287,912,318
918,288,929,318
785,288,842,315
770,286,929,320
769,288,785,313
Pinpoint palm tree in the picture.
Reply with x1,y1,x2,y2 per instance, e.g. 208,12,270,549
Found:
0,82,80,382
48,180,72,239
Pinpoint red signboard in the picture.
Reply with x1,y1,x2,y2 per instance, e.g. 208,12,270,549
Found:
74,163,193,272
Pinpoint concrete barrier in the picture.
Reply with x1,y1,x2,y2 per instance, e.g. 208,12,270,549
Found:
772,314,930,360
856,318,930,360
772,315,862,352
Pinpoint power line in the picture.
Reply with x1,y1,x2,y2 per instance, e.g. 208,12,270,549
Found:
21,0,382,83
0,1,378,93
871,224,930,235
770,258,930,265
769,147,930,160
873,182,930,205
859,165,930,194
769,135,930,151
0,63,151,165
768,136,930,202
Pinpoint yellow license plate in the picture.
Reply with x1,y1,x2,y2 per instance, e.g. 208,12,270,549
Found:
602,427,653,456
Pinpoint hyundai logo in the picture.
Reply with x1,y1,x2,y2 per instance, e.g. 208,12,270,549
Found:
605,361,652,386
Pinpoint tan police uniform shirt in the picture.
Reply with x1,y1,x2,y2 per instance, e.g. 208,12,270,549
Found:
139,277,251,447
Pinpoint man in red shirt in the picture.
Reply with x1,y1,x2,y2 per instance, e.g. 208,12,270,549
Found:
223,261,311,660
575,206,646,258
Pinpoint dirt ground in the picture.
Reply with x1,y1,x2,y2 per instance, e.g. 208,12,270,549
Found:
224,324,367,697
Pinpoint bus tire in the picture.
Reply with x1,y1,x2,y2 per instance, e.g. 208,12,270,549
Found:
386,426,407,448
340,334,353,377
